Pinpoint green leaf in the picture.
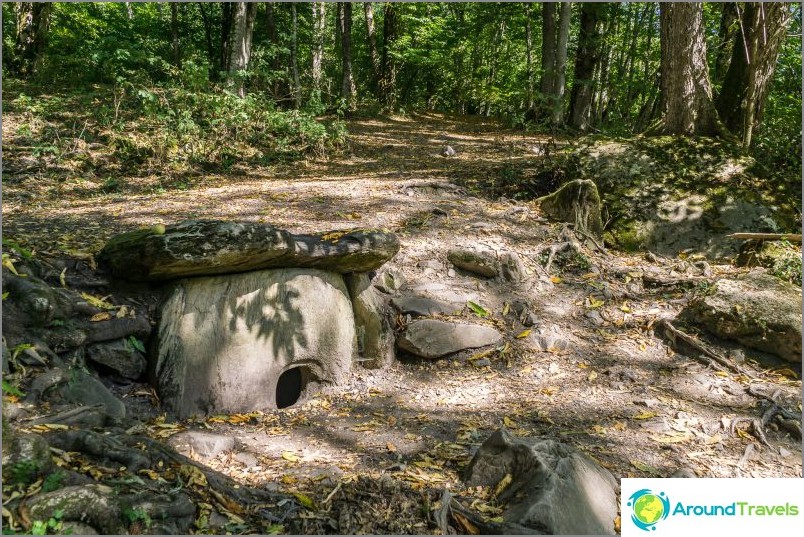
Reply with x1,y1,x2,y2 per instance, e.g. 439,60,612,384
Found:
292,492,316,510
2,380,25,397
467,301,489,318
128,336,146,353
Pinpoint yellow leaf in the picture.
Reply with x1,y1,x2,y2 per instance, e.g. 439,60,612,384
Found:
633,411,657,420
581,272,598,280
704,434,722,445
587,371,598,381
540,386,559,396
653,432,693,444
592,424,607,434
550,276,562,284
282,451,300,463
492,473,513,498
81,293,115,310
503,416,516,428
588,297,605,309
620,303,631,313
59,268,67,288
281,475,297,484
90,312,112,322
386,442,397,453
515,329,531,339
714,371,729,378
293,492,316,510
138,469,160,480
502,303,510,316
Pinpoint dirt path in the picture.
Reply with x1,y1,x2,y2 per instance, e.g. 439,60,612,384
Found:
3,113,801,533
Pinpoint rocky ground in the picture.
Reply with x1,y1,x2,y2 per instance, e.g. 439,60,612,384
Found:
2,112,802,534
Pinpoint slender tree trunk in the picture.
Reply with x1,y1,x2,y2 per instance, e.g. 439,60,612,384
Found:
569,3,606,130
170,2,181,70
311,2,326,92
716,2,791,148
290,3,301,108
226,1,257,98
551,1,571,124
13,2,52,76
339,2,356,109
198,2,217,75
525,3,534,111
540,2,557,96
264,2,282,100
654,2,720,136
713,3,738,86
364,3,381,95
380,2,398,108
220,2,234,73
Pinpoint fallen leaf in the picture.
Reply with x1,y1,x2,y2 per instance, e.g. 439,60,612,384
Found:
634,411,658,420
492,473,513,498
81,293,115,310
386,442,397,453
587,371,598,381
453,512,479,534
467,301,490,318
293,492,316,510
550,276,562,284
90,312,112,322
587,297,605,309
59,268,67,288
502,303,510,316
281,451,300,463
503,416,516,428
515,329,531,339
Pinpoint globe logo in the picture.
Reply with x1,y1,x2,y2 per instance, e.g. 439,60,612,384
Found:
628,489,670,531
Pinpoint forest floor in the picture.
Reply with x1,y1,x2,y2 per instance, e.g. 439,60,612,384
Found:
2,112,802,534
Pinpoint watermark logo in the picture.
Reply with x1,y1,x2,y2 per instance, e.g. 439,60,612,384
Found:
628,489,671,531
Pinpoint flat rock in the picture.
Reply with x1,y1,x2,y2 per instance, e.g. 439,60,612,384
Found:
99,220,399,281
59,370,126,421
682,269,802,362
391,296,461,316
465,429,618,535
168,431,235,458
447,246,499,278
398,319,502,359
86,339,147,379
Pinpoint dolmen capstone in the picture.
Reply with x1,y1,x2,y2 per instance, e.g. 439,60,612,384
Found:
99,220,399,418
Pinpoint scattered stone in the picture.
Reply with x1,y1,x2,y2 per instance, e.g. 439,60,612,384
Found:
441,145,456,157
536,179,603,236
58,370,126,421
398,319,502,359
682,269,802,362
345,273,395,369
154,268,355,417
498,251,527,283
401,181,465,198
525,325,569,352
99,220,399,281
86,339,147,380
447,268,456,278
670,467,697,478
374,269,405,294
447,246,499,278
234,451,260,467
585,309,605,326
169,431,235,458
465,429,618,535
473,358,491,367
391,297,461,316
418,259,444,270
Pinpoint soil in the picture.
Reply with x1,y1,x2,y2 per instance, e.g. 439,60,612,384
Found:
2,112,802,534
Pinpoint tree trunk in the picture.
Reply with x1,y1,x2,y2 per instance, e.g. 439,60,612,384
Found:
569,3,606,130
170,2,181,70
13,2,52,76
713,2,738,86
716,2,791,148
539,2,557,96
311,2,326,92
290,3,301,108
197,2,217,75
364,3,381,95
220,2,234,73
339,2,356,109
655,2,720,136
551,1,572,124
264,2,282,100
525,3,534,111
226,2,257,98
380,2,398,108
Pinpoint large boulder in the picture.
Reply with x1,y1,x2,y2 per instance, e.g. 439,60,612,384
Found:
345,273,395,369
86,339,147,380
465,429,619,535
398,319,502,359
682,269,802,362
99,220,399,281
154,268,356,417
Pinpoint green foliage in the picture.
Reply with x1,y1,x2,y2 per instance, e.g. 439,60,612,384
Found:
2,380,25,398
127,336,146,353
7,461,38,486
30,511,67,536
41,471,67,493
122,507,152,530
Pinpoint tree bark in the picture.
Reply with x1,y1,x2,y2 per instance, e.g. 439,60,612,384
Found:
364,3,381,95
339,2,356,109
525,3,534,111
655,2,720,136
380,2,398,108
539,2,557,96
13,2,52,76
290,3,301,108
713,2,738,86
569,3,606,130
264,2,282,100
311,2,326,92
226,2,257,98
170,2,181,70
551,1,572,124
716,2,791,148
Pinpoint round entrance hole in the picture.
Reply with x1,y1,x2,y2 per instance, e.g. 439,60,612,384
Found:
276,366,304,409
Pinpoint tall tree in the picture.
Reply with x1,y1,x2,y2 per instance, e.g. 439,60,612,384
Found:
539,2,571,124
290,3,301,108
654,2,720,135
338,2,356,108
716,2,792,148
12,2,52,76
539,2,557,98
225,2,257,98
170,2,181,70
364,3,381,94
311,2,327,93
551,1,572,124
525,3,535,112
713,2,739,85
380,3,399,108
569,3,607,130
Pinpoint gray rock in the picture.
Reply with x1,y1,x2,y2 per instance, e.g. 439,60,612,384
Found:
447,246,499,278
59,370,126,421
465,429,618,535
99,220,399,282
441,145,456,157
682,269,802,362
234,451,260,467
536,179,603,236
391,296,461,316
2,432,53,484
374,270,405,294
154,268,355,417
498,251,527,283
345,273,395,369
87,339,147,379
169,431,235,458
398,319,502,359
